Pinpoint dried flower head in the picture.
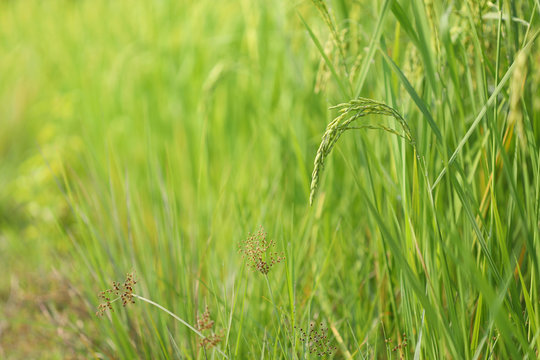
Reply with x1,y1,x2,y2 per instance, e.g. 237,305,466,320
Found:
96,272,137,316
195,306,223,349
238,226,285,275
296,322,337,357
386,332,408,359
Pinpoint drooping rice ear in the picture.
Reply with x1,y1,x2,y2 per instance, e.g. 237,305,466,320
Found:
310,97,415,205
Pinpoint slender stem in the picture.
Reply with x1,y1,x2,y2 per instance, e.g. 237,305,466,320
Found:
132,294,229,359
264,274,293,358
264,275,280,326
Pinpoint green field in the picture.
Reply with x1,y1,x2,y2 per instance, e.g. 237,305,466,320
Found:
1,0,539,358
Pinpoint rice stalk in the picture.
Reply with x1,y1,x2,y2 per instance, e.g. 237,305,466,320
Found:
311,0,349,76
424,0,441,58
309,97,414,205
314,36,334,94
508,49,529,150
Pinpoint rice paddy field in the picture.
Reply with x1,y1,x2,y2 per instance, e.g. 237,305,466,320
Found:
1,0,540,359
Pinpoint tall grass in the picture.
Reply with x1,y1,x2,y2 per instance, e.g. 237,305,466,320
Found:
1,0,539,359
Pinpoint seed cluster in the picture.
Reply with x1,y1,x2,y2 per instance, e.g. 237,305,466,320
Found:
238,227,285,275
296,322,337,357
96,272,137,316
385,333,408,358
196,306,223,349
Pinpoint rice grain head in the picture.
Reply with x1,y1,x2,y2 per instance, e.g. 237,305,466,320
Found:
309,98,414,205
